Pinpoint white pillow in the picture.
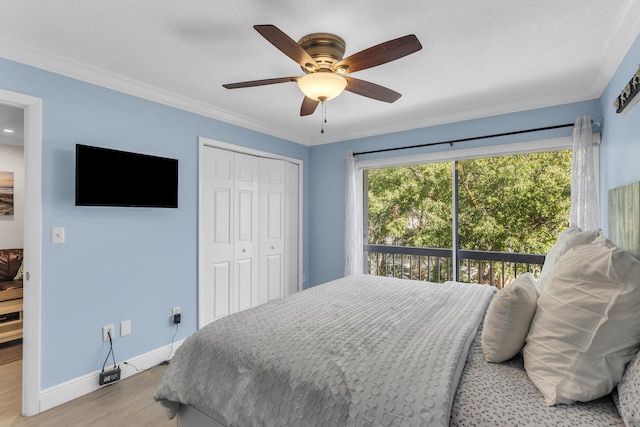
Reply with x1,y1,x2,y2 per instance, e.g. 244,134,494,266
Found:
536,227,601,295
536,226,581,294
482,273,538,363
523,234,640,405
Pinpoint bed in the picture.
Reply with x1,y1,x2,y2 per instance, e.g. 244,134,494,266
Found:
155,230,640,426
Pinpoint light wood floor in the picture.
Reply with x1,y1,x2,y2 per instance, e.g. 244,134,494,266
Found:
0,360,177,427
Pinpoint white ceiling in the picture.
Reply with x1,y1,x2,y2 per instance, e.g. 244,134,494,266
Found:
1,1,639,146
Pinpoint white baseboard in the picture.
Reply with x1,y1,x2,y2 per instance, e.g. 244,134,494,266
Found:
39,339,184,413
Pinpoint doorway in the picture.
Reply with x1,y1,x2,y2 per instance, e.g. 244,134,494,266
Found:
0,89,43,417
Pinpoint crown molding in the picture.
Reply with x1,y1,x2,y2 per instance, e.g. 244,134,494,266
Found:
309,91,596,146
0,38,312,146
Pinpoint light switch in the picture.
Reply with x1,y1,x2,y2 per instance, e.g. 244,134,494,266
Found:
51,227,65,244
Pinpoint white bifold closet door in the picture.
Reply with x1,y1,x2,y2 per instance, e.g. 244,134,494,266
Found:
202,146,298,324
258,157,285,305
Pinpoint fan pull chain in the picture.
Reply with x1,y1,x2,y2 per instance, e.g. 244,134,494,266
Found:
321,99,327,134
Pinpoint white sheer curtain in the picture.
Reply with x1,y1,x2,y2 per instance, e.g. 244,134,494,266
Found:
570,115,599,231
344,151,363,276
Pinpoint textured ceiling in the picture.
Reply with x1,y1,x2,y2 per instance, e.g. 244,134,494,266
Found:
1,1,639,145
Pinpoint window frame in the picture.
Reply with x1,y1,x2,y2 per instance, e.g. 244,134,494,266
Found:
358,134,601,279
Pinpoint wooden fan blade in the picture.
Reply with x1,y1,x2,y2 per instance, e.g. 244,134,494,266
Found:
334,34,422,74
254,25,319,70
300,97,320,116
344,77,402,103
223,77,298,89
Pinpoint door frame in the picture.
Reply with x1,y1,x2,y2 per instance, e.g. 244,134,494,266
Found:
0,89,43,416
197,137,303,329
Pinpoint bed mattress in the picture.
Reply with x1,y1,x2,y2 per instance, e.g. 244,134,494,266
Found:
155,275,496,426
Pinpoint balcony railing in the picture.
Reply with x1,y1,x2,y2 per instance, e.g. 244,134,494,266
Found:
364,244,545,289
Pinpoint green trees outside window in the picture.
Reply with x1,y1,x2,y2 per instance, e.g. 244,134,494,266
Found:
366,150,571,286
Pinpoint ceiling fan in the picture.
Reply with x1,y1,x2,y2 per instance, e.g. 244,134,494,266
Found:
223,25,423,117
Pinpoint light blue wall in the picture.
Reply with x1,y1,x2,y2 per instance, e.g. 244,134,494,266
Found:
308,101,602,287
599,33,640,231
0,58,310,388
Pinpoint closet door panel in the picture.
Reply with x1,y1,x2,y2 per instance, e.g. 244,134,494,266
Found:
266,254,282,302
236,258,253,312
203,147,234,325
213,189,231,244
266,193,282,239
213,262,231,319
260,158,285,302
237,191,253,241
234,152,259,311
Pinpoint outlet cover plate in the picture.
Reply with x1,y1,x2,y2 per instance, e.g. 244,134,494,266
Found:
120,320,131,337
51,227,65,244
102,324,114,341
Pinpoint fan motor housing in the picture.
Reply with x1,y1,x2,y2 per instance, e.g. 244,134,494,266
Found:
298,33,346,72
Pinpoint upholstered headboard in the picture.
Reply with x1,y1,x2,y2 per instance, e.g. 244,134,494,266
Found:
608,181,640,259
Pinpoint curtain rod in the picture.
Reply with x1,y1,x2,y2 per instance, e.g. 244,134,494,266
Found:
353,122,576,157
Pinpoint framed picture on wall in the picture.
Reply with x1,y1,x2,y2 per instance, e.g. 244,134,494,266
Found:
0,171,14,216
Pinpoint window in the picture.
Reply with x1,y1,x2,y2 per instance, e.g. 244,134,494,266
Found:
361,139,576,287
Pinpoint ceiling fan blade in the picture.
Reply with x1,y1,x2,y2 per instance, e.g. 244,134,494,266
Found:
334,34,422,74
300,97,320,116
344,77,402,103
222,77,298,89
254,25,319,70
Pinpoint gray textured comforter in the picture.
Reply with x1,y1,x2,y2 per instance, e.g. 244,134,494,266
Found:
154,274,496,426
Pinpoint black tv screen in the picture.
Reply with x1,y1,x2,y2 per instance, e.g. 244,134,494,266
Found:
75,144,178,208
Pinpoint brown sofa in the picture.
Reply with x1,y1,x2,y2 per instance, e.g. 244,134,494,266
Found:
0,248,23,302
0,248,23,344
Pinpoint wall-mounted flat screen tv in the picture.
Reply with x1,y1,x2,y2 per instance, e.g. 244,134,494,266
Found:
75,144,178,208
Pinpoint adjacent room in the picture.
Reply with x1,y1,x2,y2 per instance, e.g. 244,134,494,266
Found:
0,1,639,426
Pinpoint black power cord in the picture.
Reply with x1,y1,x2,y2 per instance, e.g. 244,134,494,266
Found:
160,322,179,365
101,330,117,373
122,361,142,372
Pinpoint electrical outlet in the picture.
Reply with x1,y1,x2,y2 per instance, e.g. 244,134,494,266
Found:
172,307,181,324
102,324,115,341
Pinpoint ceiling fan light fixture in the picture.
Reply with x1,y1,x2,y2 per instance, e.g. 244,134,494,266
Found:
297,72,347,101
